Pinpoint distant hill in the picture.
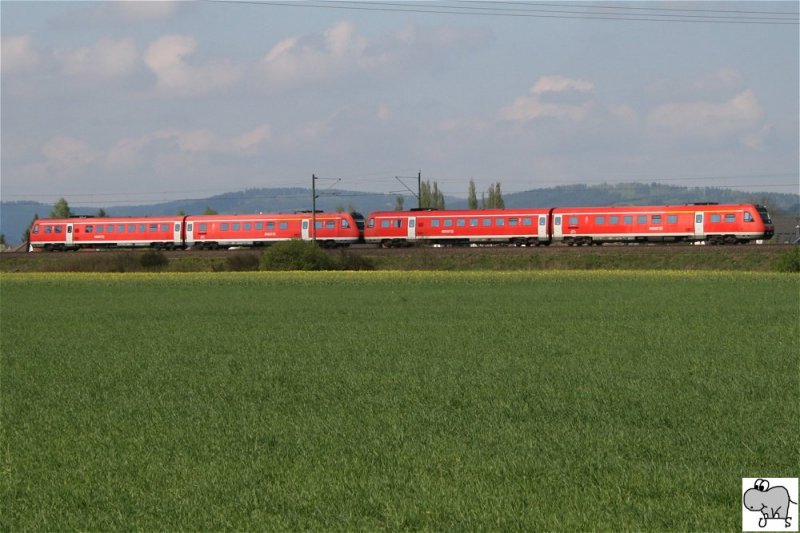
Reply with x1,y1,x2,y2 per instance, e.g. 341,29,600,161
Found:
2,183,797,245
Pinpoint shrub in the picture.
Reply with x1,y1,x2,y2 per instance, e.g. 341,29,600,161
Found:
140,250,169,269
775,246,800,273
226,252,260,271
259,240,337,271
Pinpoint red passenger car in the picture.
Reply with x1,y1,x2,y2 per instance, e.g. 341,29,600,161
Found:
29,216,184,251
186,211,362,249
364,208,551,246
551,204,773,245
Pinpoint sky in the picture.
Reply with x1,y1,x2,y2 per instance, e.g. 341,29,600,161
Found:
1,1,798,208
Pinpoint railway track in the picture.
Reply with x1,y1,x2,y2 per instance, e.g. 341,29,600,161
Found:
2,243,792,260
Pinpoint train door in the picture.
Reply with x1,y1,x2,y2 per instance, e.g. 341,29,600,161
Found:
408,217,416,240
301,219,310,240
553,215,563,240
538,215,548,241
186,222,194,247
66,224,73,245
694,213,705,239
173,222,182,246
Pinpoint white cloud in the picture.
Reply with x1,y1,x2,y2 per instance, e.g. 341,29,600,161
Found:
41,136,97,174
1,35,41,74
144,35,243,95
648,90,764,143
59,38,139,79
499,75,595,122
532,75,594,95
104,125,272,171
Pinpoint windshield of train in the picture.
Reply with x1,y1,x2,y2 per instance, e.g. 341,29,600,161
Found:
756,206,772,224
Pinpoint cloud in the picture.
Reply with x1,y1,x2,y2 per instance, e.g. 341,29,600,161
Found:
499,75,595,122
58,38,139,79
41,136,97,174
144,35,243,95
105,125,272,170
1,35,41,74
648,90,764,144
259,21,490,90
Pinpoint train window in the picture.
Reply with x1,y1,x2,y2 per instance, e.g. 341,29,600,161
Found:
637,215,647,224
724,214,736,223
367,219,374,228
623,216,633,225
341,220,350,229
221,223,229,231
523,218,532,226
279,222,288,230
174,223,180,232
96,225,104,233
255,222,263,230
55,226,63,234
483,218,492,227
232,223,241,231
243,223,252,231
554,217,561,226
431,220,440,228
149,224,157,232
267,222,275,230
596,216,605,225
568,217,578,226
381,220,390,228
444,219,453,227
45,226,52,234
651,215,662,224
33,224,39,234
106,225,114,233
470,219,479,227
496,218,505,226
86,225,93,233
139,224,146,232
187,224,193,232
668,215,678,224
457,219,466,227
744,212,754,222
326,221,335,229
199,223,207,232
710,214,721,223
118,225,125,233
509,218,518,227
609,216,619,225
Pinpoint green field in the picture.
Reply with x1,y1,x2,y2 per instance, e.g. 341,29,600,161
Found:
2,272,798,530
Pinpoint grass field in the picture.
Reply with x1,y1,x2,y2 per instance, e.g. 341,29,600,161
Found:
2,272,798,530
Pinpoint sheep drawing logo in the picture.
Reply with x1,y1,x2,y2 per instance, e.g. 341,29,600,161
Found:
743,478,798,531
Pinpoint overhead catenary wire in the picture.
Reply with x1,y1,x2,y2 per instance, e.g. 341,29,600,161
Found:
215,0,799,25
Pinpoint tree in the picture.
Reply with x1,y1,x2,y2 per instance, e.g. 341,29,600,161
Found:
419,180,445,209
50,198,73,218
0,234,6,251
177,210,186,216
22,213,39,243
97,208,107,218
467,180,478,209
394,195,405,211
484,182,505,209
203,206,218,215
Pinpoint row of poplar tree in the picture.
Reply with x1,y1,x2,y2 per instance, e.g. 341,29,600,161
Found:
398,179,504,210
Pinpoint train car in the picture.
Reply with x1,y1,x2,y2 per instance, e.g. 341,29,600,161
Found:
186,211,362,249
29,216,184,251
364,208,552,247
551,203,774,245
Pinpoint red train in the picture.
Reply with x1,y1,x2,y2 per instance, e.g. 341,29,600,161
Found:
29,211,364,251
28,203,774,251
364,203,774,246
